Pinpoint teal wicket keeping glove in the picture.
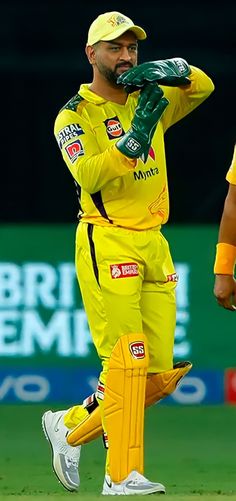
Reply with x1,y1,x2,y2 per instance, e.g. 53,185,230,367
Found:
116,83,169,159
117,58,191,93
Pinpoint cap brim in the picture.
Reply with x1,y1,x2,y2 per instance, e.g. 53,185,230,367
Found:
101,24,147,42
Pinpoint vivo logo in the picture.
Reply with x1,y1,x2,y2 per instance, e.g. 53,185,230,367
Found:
0,375,50,402
172,377,206,404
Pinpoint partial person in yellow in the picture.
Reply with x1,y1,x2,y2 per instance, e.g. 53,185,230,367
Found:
214,144,236,310
42,10,214,496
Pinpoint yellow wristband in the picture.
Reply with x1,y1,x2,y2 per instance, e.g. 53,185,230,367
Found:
214,242,236,275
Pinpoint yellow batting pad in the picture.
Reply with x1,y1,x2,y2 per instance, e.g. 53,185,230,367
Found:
145,361,192,407
65,361,192,448
103,333,149,483
67,406,102,446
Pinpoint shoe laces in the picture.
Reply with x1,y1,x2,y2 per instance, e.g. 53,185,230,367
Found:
128,472,148,485
64,455,79,469
130,478,143,486
57,440,81,464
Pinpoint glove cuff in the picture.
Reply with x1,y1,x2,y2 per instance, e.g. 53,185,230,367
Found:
171,58,191,78
116,129,146,159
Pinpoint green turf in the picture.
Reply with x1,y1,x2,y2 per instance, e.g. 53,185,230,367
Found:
0,404,236,499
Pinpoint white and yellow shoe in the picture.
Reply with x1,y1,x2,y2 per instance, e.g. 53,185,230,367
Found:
102,470,165,495
42,410,81,492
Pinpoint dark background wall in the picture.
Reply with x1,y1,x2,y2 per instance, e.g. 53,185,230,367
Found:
1,0,235,224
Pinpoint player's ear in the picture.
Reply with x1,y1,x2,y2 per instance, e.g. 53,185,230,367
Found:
85,44,97,64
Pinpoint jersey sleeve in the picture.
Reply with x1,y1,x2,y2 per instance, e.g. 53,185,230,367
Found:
54,108,136,194
161,65,215,132
226,144,236,185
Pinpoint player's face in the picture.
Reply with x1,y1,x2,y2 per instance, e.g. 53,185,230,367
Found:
93,32,138,86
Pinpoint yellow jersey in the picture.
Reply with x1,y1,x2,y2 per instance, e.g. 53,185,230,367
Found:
226,144,236,185
54,66,214,230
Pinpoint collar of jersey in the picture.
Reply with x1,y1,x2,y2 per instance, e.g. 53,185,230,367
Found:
78,83,139,104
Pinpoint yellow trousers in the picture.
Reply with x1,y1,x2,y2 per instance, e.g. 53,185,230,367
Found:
75,222,177,380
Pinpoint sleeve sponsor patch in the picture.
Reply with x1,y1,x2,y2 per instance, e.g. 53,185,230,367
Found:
65,139,84,163
56,123,84,149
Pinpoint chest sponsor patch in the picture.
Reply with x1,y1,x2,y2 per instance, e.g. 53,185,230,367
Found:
104,116,124,139
56,123,84,149
129,341,145,359
65,139,84,163
110,262,139,279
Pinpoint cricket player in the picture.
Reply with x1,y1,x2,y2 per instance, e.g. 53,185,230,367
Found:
42,11,214,495
214,144,236,310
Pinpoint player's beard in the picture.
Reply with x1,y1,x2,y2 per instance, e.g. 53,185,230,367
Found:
96,61,133,87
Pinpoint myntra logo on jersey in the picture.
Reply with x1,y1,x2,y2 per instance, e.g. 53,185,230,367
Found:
110,263,139,279
56,124,84,149
129,341,145,359
133,167,159,181
104,116,124,139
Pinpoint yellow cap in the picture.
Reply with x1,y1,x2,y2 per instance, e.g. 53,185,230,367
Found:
87,11,147,46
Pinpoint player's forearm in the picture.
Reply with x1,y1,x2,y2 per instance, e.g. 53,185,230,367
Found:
184,66,214,102
161,66,214,130
69,145,136,194
218,186,236,246
214,185,236,275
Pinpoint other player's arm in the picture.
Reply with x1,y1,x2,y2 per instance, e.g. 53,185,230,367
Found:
213,181,236,311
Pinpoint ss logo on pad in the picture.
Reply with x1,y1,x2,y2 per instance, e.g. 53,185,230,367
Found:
129,342,145,359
